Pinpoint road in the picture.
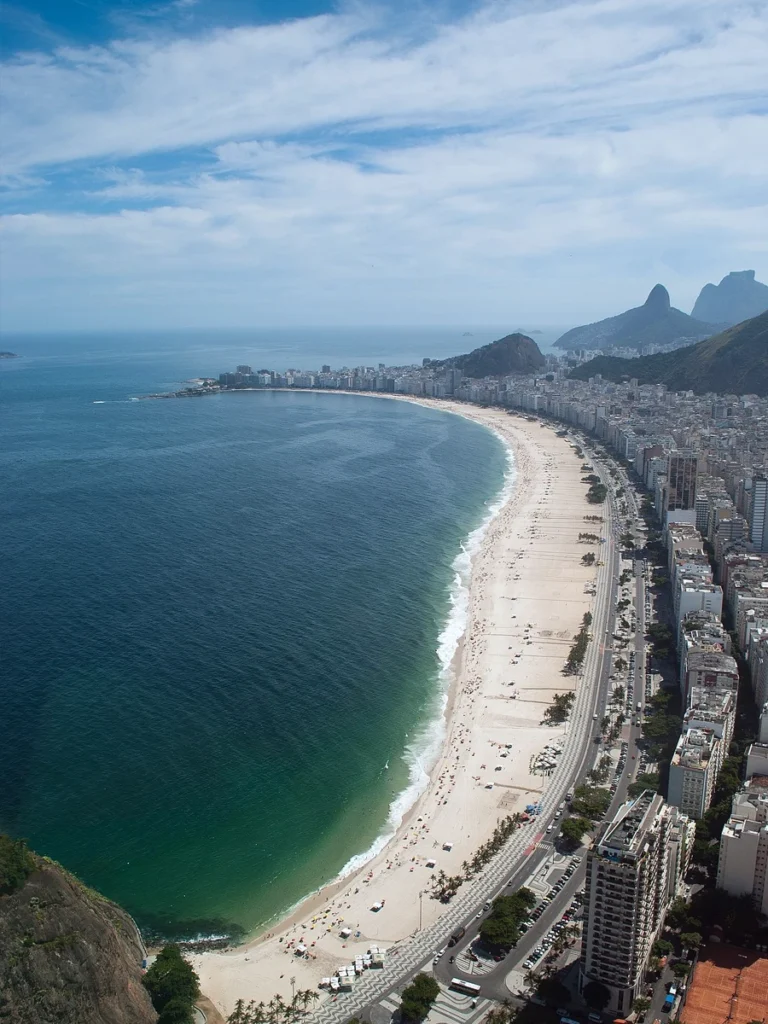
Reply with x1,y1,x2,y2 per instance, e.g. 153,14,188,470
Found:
310,440,630,1024
447,468,650,1006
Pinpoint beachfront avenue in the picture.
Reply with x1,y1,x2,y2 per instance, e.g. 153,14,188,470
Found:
308,429,622,1024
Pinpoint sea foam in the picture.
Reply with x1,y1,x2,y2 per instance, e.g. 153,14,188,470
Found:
336,423,517,881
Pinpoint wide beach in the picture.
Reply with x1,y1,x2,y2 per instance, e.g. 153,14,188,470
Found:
192,400,598,1015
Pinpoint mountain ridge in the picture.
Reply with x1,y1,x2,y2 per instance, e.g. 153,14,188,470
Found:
554,285,720,351
691,270,768,326
567,310,768,396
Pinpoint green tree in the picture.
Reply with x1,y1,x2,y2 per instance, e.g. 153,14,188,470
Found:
484,1003,519,1024
536,976,570,1006
672,962,691,979
559,816,592,850
570,785,611,821
680,931,702,949
582,980,611,1010
480,889,536,951
652,939,674,957
400,973,440,1023
159,998,198,1024
143,945,200,1023
632,996,651,1014
0,835,36,895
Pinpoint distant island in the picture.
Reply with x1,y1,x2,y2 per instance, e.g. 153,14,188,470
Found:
0,351,19,359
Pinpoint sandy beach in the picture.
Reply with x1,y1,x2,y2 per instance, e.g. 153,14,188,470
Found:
192,400,598,1015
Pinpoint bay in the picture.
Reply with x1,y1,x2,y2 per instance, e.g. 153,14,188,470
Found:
0,331,507,940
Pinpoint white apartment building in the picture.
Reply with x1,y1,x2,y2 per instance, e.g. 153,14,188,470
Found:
749,475,768,552
580,793,692,1016
676,582,723,633
717,777,768,917
667,727,721,820
745,743,768,779
682,650,739,705
760,702,768,744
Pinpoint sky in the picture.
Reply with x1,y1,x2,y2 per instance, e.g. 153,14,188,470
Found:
1,0,767,332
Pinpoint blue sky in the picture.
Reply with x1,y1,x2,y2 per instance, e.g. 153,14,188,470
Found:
2,0,767,331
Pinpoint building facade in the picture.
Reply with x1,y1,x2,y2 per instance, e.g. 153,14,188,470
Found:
580,793,691,1015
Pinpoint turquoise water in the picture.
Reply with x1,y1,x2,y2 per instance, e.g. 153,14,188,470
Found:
0,332,507,941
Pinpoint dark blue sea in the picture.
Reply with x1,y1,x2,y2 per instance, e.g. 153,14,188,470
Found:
0,329,512,941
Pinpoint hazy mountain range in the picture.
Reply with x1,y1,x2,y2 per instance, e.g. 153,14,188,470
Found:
691,270,768,326
568,309,768,396
554,271,768,353
553,284,721,352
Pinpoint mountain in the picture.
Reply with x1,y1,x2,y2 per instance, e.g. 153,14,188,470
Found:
554,285,719,351
568,309,768,396
0,835,157,1024
431,332,545,377
691,270,768,326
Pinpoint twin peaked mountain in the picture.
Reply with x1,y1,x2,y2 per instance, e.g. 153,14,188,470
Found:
553,284,717,352
554,271,768,353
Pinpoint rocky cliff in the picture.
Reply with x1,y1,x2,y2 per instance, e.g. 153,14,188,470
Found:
0,837,157,1024
691,270,768,326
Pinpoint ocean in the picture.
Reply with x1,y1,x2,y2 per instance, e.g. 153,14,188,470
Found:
0,329,517,941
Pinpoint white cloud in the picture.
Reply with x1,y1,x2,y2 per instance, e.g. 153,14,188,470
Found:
1,0,767,329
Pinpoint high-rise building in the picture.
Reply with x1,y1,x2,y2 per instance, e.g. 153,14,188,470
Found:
665,451,698,512
236,364,252,374
749,475,768,552
580,793,692,1015
448,367,463,394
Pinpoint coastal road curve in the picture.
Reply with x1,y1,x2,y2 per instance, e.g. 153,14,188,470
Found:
309,433,620,1024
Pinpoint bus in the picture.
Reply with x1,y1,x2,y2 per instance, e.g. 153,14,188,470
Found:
450,979,481,996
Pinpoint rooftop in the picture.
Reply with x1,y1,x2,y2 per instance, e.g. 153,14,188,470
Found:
597,791,662,861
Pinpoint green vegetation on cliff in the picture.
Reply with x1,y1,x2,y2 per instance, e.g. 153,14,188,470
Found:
0,836,36,895
569,309,768,395
0,834,157,1024
429,332,545,377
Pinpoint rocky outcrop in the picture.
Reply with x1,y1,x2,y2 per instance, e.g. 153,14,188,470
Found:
555,285,719,351
0,844,157,1024
431,332,545,377
691,270,768,326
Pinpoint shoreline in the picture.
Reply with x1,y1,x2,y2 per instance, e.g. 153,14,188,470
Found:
190,395,598,1014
